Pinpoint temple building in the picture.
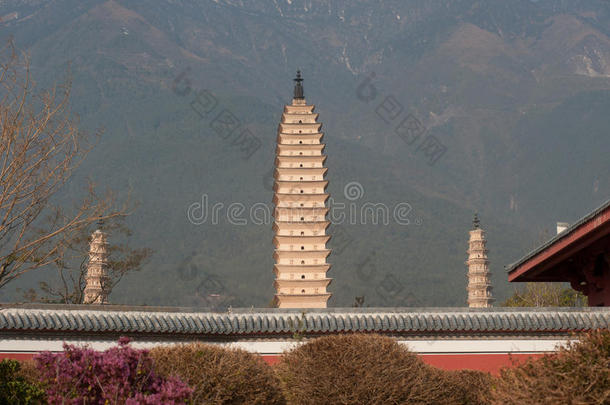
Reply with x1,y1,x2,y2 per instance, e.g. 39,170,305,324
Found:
507,199,610,306
272,71,332,308
466,214,494,307
83,222,109,304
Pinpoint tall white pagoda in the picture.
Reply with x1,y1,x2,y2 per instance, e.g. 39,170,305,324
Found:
272,71,332,308
466,213,494,308
83,221,110,304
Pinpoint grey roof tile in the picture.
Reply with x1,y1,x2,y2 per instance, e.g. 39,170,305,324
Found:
186,316,197,333
82,314,93,331
335,315,345,331
463,315,473,331
251,315,260,332
387,315,397,331
0,306,608,336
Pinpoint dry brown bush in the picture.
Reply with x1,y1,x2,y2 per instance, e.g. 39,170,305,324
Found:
275,333,450,405
439,369,493,405
150,343,285,405
491,329,610,405
14,359,40,384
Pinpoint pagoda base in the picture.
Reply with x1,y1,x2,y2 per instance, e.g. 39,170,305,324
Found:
274,293,331,308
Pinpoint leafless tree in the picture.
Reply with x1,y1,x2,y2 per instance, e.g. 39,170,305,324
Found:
0,38,128,289
23,219,152,304
502,282,586,307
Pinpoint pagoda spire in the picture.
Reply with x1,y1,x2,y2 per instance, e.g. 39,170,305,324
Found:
272,72,331,308
293,70,304,99
83,221,110,304
466,214,494,308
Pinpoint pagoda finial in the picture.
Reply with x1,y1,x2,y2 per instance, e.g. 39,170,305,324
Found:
473,212,480,229
293,70,304,99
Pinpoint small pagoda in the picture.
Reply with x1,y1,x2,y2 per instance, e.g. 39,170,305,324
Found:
83,221,110,304
272,71,332,308
466,214,494,307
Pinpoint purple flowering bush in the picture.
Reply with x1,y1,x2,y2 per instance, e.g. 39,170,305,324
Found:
34,337,192,404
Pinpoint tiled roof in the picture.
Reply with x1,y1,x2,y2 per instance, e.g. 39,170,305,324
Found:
0,305,608,336
506,198,610,273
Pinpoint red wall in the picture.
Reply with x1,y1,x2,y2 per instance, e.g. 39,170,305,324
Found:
3,352,545,375
418,353,544,374
262,353,543,375
0,353,37,361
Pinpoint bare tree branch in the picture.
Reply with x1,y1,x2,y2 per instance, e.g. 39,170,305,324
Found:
0,38,130,289
25,218,151,304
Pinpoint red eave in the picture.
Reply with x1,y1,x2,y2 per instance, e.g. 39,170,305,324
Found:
507,202,610,282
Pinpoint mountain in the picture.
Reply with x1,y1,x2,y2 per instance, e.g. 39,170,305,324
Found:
1,0,609,307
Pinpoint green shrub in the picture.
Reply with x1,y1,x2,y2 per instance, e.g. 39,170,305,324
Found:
150,343,285,405
491,329,610,404
276,333,448,405
0,359,45,404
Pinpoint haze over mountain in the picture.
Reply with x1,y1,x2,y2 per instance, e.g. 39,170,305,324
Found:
1,0,609,307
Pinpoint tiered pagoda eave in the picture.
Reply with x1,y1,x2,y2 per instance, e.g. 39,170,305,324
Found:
272,71,332,308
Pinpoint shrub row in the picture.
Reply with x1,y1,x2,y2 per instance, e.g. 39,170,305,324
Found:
491,329,610,405
2,330,608,404
149,343,285,404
